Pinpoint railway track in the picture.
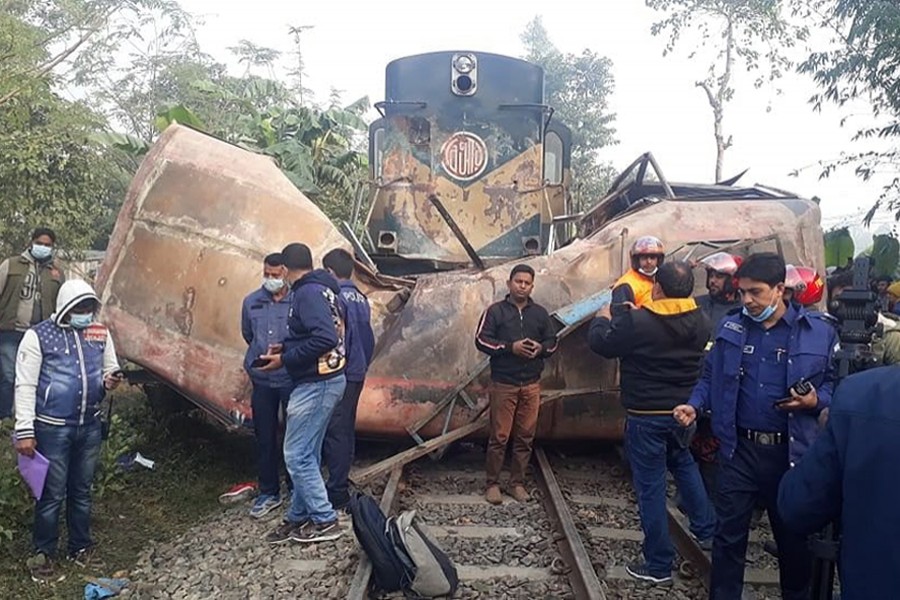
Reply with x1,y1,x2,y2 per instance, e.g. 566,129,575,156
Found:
347,442,783,599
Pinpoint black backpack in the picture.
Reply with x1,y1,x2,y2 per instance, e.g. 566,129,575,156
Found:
349,490,412,593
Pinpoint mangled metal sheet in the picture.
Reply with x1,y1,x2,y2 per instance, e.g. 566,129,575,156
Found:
97,125,826,441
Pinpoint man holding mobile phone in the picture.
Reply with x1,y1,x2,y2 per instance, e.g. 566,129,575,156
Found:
240,253,294,519
673,253,838,600
475,264,558,505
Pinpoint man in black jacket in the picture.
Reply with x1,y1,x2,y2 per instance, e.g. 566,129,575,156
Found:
475,264,558,505
589,260,716,585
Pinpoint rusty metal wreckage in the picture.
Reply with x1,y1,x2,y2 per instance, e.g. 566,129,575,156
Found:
92,50,825,597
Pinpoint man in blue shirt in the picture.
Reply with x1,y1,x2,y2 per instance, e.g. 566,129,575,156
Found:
321,248,375,514
241,253,294,518
778,366,900,600
674,252,837,600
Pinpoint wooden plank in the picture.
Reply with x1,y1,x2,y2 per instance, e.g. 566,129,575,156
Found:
346,467,403,600
351,390,602,487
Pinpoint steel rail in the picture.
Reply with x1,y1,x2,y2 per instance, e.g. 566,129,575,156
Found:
347,466,404,600
533,447,606,600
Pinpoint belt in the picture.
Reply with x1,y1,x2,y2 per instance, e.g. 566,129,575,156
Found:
737,427,787,446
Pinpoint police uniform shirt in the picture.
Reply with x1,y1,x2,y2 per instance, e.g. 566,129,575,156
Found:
736,303,796,434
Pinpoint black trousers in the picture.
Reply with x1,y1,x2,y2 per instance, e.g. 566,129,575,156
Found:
710,437,812,600
322,380,364,510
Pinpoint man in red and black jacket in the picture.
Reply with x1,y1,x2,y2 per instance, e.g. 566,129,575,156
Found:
475,264,558,506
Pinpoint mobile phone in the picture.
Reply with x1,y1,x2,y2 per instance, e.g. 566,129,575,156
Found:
250,357,269,368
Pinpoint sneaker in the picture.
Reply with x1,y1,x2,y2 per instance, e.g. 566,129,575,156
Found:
249,494,282,519
67,546,105,570
510,485,530,503
27,553,64,584
219,482,258,505
485,485,502,505
265,519,306,545
625,562,673,585
690,534,713,552
291,520,342,543
763,539,779,558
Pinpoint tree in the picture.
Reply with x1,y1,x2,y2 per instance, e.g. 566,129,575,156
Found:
520,17,617,212
645,0,802,182
0,4,129,256
792,0,900,224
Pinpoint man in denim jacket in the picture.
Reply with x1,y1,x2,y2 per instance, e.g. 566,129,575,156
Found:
674,252,837,600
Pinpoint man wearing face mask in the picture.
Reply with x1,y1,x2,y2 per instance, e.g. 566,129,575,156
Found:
240,253,294,519
13,279,122,582
611,236,666,310
673,252,838,600
0,227,65,419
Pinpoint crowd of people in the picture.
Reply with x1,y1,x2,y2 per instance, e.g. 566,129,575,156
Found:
4,226,899,597
6,233,375,582
473,237,899,599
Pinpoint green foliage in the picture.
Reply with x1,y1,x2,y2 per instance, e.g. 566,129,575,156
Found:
870,234,900,278
94,412,144,499
824,227,855,267
793,0,900,224
521,16,617,211
0,421,32,544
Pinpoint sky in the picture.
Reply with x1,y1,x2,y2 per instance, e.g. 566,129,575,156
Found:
175,0,890,225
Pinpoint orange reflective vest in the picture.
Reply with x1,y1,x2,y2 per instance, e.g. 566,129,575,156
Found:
612,269,655,307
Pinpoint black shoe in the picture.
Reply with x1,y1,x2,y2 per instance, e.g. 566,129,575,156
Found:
27,553,65,584
691,535,713,552
625,562,673,585
291,519,342,543
67,546,104,570
763,539,779,558
265,520,306,545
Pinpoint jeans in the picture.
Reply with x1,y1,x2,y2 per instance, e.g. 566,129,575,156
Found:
284,375,345,525
251,383,294,497
485,381,541,486
625,414,717,576
0,330,24,418
710,437,811,600
33,421,102,557
322,379,364,510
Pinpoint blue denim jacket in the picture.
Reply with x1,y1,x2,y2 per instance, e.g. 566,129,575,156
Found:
688,305,838,465
241,287,292,388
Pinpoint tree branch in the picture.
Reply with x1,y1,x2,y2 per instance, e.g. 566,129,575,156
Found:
0,27,97,106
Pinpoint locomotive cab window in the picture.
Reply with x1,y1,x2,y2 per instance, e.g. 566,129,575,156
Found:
544,131,563,185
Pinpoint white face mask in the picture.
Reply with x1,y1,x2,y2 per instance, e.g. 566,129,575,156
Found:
31,244,52,261
263,278,285,293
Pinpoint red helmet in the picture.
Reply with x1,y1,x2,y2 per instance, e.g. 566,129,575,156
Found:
630,236,665,275
785,264,825,306
700,252,742,276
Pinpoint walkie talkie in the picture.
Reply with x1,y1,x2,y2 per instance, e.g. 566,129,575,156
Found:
790,377,813,397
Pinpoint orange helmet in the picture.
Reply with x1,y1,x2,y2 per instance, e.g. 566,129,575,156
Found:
630,236,665,275
785,264,825,306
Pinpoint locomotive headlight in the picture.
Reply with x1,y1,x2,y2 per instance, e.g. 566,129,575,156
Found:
454,54,475,74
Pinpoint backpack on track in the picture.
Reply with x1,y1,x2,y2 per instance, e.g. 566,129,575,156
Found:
387,509,459,598
348,490,411,593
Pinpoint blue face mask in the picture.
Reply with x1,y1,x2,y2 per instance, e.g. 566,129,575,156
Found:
69,313,93,329
742,291,781,323
263,278,285,293
30,244,52,261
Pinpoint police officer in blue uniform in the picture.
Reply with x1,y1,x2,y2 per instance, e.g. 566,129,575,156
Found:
673,252,838,600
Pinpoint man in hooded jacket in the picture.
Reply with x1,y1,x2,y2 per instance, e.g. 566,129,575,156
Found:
589,260,716,584
13,279,122,582
257,243,347,546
